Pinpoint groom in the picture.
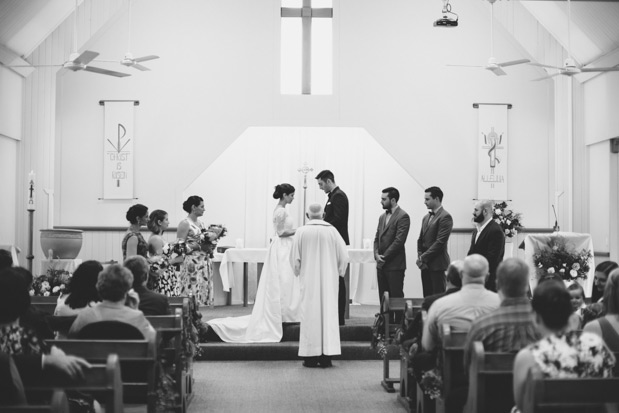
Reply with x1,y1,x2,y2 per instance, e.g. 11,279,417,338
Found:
315,169,349,326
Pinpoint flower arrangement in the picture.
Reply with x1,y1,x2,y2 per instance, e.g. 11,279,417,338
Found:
199,224,228,258
420,368,443,399
493,201,523,238
30,268,72,296
150,240,192,272
533,236,593,282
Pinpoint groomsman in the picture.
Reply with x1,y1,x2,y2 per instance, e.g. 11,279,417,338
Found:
467,200,505,292
374,187,411,302
417,186,453,297
316,169,349,326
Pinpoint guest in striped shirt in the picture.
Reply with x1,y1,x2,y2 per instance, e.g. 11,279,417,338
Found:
463,257,541,372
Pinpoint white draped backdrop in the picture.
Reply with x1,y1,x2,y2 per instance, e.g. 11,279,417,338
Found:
184,127,429,304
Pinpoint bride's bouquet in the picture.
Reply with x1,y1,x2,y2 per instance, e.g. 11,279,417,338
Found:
199,224,228,258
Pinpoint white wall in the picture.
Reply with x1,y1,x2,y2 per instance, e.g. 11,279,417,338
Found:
54,0,553,233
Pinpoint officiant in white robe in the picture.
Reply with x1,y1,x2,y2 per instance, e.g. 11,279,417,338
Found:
291,203,349,367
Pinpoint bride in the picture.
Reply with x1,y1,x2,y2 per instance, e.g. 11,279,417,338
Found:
208,183,302,342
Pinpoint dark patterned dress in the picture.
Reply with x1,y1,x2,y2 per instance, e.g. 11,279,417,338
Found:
121,231,148,261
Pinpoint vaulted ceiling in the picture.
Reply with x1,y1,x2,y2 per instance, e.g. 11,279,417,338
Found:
0,0,618,79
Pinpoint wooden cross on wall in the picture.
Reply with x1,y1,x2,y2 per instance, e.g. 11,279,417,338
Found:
281,0,333,94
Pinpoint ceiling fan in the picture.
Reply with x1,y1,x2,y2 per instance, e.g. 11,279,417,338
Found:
98,0,159,71
447,0,529,76
7,0,130,77
530,0,619,80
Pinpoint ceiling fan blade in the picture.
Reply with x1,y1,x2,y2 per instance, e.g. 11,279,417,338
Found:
487,66,507,76
133,55,159,63
498,59,530,68
74,50,99,65
580,66,619,73
529,62,561,70
446,64,485,68
532,73,562,82
83,66,131,77
131,63,150,71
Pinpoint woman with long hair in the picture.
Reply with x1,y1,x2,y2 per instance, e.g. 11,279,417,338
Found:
146,209,179,296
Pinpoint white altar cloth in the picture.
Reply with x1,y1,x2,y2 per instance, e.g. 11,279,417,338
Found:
524,232,595,297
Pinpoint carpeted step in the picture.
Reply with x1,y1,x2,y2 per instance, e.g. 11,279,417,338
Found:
203,322,373,343
196,341,396,361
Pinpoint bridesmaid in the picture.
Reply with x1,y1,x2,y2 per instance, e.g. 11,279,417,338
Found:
147,209,179,296
176,196,217,306
122,204,149,261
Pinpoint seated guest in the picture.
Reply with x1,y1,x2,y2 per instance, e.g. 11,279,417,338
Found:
0,268,90,387
124,256,170,316
55,260,103,316
10,267,55,340
68,264,156,342
463,258,541,373
584,268,619,352
567,282,587,330
591,261,619,303
422,254,500,353
512,280,616,412
0,249,13,270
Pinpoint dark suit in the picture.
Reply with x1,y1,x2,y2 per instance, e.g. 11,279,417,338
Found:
135,286,170,316
417,207,453,297
374,206,410,301
467,219,505,291
323,186,349,325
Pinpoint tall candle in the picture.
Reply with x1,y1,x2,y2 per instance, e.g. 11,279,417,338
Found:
27,170,35,211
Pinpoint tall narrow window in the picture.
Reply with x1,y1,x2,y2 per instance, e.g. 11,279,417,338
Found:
281,0,333,95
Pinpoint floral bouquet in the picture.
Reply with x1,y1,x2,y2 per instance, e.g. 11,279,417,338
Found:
199,224,228,258
419,368,443,399
30,268,72,296
493,201,523,238
533,236,593,282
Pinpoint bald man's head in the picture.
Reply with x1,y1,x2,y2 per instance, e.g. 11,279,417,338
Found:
307,203,324,220
462,254,489,284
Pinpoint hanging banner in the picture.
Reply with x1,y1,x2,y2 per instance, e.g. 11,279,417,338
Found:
103,101,135,199
477,104,508,201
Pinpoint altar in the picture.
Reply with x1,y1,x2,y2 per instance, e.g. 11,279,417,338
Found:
211,247,378,306
523,232,595,297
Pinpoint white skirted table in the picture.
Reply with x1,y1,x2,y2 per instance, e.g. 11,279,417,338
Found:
523,232,595,297
214,247,377,307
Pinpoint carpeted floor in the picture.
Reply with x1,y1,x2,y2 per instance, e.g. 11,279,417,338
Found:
188,359,406,413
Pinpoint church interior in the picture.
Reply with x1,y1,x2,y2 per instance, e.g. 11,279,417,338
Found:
1,0,619,411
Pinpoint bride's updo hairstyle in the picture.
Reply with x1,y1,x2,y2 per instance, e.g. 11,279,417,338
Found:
126,204,148,224
183,195,204,213
273,183,295,200
148,209,168,235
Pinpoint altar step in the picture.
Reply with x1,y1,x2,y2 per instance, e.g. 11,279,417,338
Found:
196,341,388,361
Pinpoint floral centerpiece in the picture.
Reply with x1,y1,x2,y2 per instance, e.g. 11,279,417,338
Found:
199,224,227,258
533,236,593,282
493,201,523,239
30,268,72,296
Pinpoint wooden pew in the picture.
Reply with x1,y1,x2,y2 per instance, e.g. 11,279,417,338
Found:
147,310,186,413
396,299,424,412
435,324,468,413
0,390,69,413
30,296,58,315
380,292,423,393
48,339,155,413
522,369,619,413
465,341,516,413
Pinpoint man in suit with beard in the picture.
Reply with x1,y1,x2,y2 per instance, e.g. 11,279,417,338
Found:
316,169,349,326
417,186,453,297
374,187,410,302
467,199,505,291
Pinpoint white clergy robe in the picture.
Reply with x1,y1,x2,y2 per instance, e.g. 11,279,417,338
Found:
290,219,349,357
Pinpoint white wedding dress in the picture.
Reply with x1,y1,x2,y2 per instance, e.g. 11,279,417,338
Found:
207,206,302,342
